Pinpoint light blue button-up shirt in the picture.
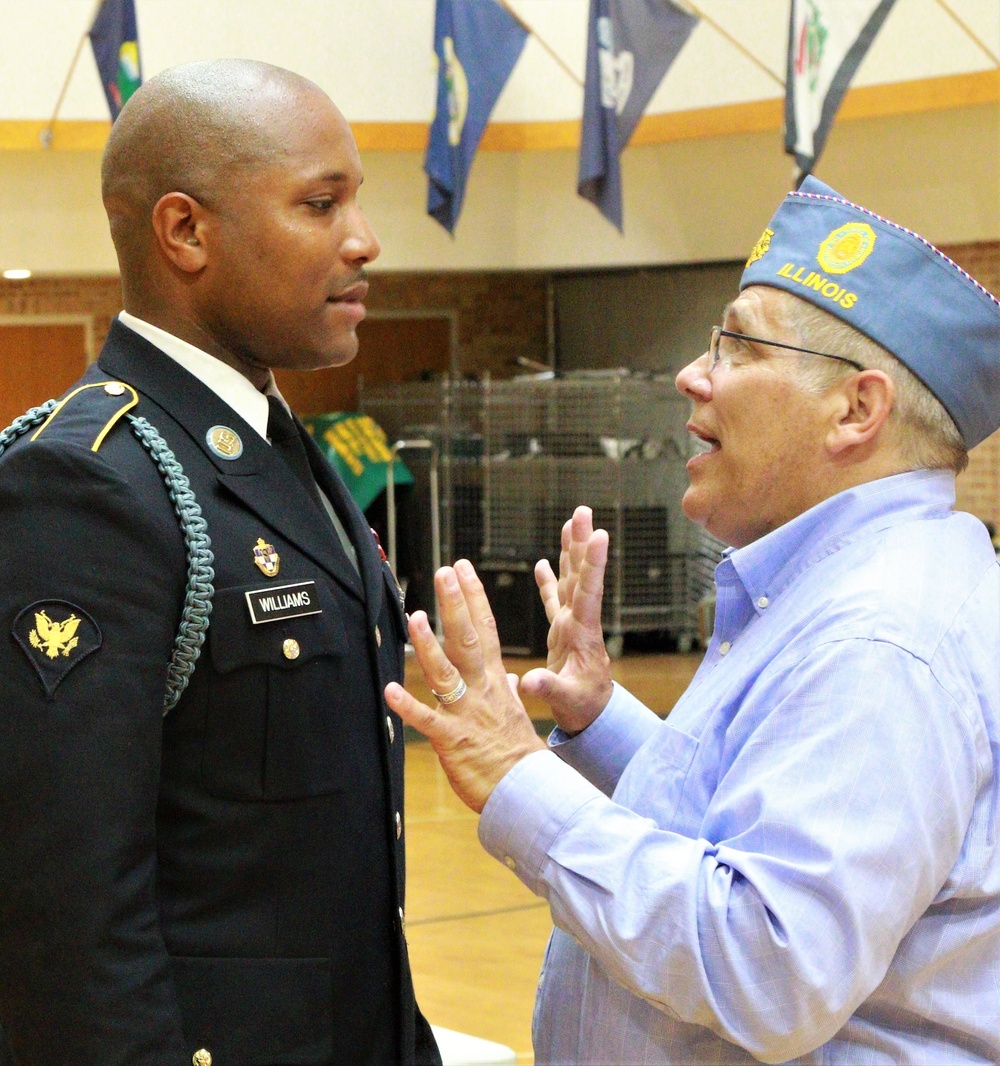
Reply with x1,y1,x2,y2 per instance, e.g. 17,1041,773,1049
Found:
480,470,1000,1064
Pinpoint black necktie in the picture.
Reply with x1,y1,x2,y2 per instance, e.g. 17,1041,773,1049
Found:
266,395,361,574
266,395,325,514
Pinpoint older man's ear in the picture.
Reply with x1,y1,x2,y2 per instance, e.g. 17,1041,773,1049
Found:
824,369,895,459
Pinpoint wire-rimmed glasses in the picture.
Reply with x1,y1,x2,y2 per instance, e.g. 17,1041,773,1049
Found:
709,326,866,374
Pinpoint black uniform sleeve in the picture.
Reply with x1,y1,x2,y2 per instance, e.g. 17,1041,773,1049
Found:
0,440,189,1064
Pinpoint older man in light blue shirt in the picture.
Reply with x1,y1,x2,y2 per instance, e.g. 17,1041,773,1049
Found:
386,178,1000,1063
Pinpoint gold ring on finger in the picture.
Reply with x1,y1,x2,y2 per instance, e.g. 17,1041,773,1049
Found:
431,678,467,705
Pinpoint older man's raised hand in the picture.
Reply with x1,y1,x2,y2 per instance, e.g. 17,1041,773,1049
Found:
384,561,545,814
520,506,614,736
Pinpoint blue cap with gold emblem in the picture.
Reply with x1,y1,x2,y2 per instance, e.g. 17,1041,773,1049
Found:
741,175,1000,449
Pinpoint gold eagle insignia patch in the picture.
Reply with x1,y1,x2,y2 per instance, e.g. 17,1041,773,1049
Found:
13,600,102,698
29,610,81,659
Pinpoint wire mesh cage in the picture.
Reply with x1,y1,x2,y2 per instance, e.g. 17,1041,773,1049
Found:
481,372,722,653
358,378,484,620
359,373,724,651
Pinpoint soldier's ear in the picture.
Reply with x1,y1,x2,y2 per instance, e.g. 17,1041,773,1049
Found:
151,192,209,274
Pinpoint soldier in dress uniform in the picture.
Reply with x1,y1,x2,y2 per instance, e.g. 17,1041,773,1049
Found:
0,59,440,1066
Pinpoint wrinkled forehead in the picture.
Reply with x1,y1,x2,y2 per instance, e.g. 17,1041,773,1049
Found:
722,286,800,337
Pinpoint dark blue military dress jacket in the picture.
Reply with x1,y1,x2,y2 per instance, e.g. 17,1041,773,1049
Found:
0,321,440,1066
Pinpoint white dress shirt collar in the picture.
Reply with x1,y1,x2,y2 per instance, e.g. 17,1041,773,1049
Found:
118,311,285,440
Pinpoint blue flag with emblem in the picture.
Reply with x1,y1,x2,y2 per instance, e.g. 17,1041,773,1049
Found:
578,0,698,232
425,0,529,234
89,0,142,121
785,0,897,181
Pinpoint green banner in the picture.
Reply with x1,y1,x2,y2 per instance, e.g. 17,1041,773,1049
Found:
304,412,413,513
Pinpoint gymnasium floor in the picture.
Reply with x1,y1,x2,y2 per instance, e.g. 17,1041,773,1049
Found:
403,652,702,1064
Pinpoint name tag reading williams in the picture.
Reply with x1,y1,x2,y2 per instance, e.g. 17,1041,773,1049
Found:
245,581,323,625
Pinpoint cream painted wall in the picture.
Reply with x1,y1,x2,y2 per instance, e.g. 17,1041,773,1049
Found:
0,102,996,275
1,0,997,275
2,0,997,123
373,99,1000,269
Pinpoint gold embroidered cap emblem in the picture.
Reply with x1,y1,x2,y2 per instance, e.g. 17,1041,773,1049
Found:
746,227,774,267
817,223,877,275
29,610,81,659
253,537,280,577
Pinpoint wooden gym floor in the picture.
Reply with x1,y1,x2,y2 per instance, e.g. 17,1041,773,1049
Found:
403,652,702,1064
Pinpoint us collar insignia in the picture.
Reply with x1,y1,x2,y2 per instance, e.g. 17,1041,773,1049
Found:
13,600,102,699
253,537,280,577
206,425,243,460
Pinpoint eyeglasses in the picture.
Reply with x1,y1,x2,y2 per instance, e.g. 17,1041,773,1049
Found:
709,326,866,374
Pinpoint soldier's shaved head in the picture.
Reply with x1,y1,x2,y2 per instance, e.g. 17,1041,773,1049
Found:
99,57,378,382
102,59,326,284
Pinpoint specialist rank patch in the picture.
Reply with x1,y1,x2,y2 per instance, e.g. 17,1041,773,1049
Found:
13,600,102,698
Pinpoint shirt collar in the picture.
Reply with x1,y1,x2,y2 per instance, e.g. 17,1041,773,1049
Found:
724,469,957,613
118,311,288,440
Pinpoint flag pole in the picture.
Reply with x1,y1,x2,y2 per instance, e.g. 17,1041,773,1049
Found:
932,0,1000,66
495,0,584,87
41,0,105,149
678,1,786,88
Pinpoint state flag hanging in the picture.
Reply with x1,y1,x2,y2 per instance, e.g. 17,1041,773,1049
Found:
89,0,142,121
425,0,529,234
785,0,897,180
578,0,698,232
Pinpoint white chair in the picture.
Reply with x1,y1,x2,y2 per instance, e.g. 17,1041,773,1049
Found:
431,1025,518,1066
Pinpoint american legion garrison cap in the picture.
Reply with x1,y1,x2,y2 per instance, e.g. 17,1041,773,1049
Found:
741,176,1000,449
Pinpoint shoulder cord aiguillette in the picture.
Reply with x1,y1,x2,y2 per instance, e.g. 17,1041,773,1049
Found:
0,401,214,714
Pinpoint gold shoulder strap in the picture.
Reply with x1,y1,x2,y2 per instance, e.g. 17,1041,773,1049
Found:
31,382,139,452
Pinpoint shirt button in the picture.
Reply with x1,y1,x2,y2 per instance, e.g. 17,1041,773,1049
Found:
282,638,300,660
104,382,125,397
399,905,406,932
192,1051,212,1066
375,625,382,647
504,855,517,871
757,596,769,609
719,641,732,655
395,811,402,839
386,715,395,744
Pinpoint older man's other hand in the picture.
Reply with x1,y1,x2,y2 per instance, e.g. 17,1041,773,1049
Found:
520,506,614,736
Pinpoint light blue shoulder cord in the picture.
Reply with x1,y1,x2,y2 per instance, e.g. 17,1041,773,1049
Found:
0,401,214,714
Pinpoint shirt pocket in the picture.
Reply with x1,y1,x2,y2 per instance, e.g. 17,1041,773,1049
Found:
200,579,352,802
616,721,701,832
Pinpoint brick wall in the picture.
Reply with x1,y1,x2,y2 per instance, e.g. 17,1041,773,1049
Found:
0,275,122,347
943,242,1000,527
0,271,551,382
368,271,550,378
2,247,997,524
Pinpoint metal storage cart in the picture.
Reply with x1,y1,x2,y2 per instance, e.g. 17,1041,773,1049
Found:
360,374,723,652
359,378,484,621
481,372,721,654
